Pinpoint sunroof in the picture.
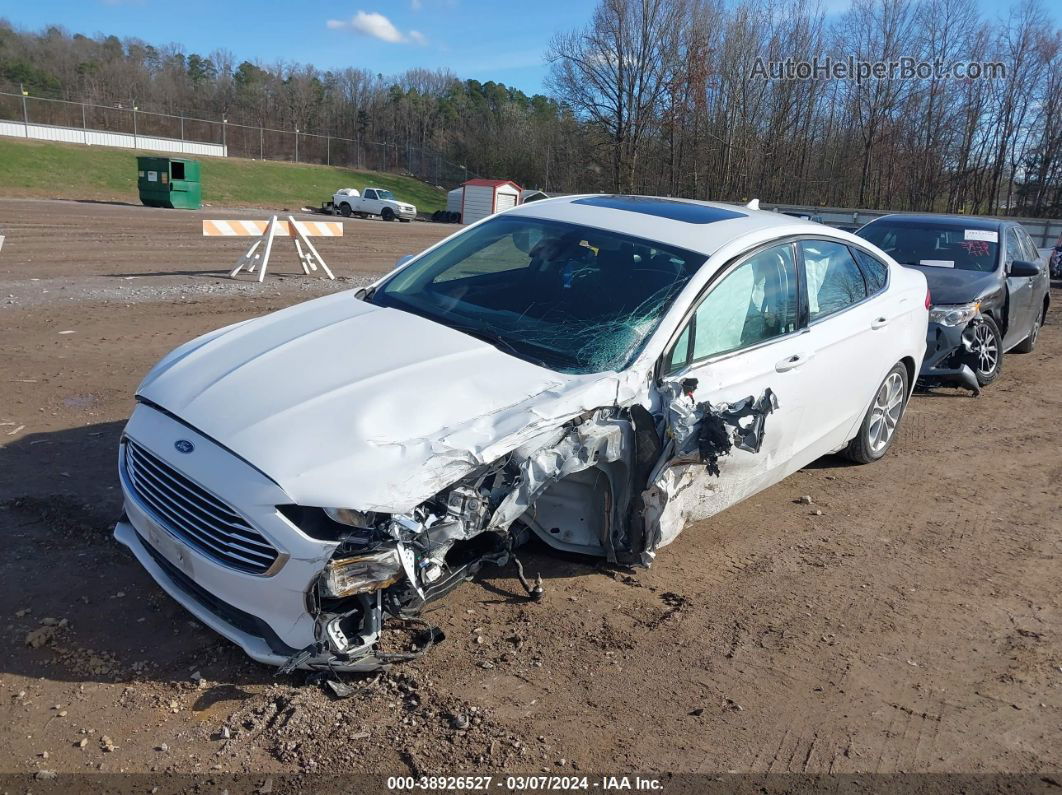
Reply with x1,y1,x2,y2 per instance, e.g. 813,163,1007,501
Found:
571,195,746,224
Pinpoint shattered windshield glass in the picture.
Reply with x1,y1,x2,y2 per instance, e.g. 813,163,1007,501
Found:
370,215,706,374
858,221,1000,272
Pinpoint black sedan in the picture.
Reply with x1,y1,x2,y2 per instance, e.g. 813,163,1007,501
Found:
857,214,1050,393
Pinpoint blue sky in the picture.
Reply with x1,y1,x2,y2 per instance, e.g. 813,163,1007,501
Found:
1,0,592,94
2,0,1058,95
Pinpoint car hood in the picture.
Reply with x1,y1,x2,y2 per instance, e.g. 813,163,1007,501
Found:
907,265,1000,306
136,292,622,513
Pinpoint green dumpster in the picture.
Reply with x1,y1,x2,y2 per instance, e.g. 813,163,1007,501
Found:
137,156,202,209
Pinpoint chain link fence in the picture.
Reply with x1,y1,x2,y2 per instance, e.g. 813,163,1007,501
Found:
0,91,476,188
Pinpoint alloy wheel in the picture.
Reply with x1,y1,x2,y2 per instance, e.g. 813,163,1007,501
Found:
970,322,999,376
867,372,905,453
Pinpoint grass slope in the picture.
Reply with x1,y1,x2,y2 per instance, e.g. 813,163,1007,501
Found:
0,138,445,212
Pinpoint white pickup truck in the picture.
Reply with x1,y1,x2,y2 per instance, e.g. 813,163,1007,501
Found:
332,187,417,222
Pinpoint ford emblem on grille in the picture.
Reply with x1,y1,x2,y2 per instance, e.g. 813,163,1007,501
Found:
174,439,194,454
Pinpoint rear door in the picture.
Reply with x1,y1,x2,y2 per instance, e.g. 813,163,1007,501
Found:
796,239,896,454
653,241,816,526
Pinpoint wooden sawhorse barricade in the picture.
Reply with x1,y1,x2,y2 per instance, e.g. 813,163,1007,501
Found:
202,216,342,282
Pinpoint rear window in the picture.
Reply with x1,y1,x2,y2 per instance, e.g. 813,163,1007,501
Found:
858,221,999,272
854,249,888,293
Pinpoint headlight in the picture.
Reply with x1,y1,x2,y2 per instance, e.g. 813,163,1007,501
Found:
323,507,374,528
929,302,980,327
320,548,402,598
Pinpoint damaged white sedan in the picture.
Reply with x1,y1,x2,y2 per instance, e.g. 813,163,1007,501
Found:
115,195,928,672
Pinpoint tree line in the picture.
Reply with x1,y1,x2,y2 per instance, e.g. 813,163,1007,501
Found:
1,0,1059,217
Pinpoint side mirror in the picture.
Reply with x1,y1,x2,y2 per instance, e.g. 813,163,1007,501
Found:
1009,259,1040,277
395,254,414,270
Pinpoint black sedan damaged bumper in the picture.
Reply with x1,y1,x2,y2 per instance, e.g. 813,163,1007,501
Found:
917,322,980,393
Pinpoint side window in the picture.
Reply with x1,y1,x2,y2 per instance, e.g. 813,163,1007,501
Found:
667,243,799,370
365,190,376,200
1017,228,1039,262
1005,228,1023,264
800,240,867,321
853,248,888,294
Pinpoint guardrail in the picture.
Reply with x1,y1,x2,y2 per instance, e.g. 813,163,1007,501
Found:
762,203,1062,248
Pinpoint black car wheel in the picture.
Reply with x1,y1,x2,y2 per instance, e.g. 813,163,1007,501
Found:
967,316,1003,385
382,207,395,222
339,203,352,217
1012,303,1043,354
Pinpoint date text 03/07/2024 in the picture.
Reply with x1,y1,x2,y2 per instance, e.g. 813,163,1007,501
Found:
385,775,664,791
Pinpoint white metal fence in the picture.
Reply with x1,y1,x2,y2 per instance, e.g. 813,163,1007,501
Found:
0,119,226,156
0,90,475,187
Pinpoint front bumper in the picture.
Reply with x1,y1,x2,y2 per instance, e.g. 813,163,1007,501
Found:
918,321,979,392
113,403,387,672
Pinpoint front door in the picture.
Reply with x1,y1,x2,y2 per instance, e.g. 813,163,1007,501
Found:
1003,226,1036,348
647,241,817,547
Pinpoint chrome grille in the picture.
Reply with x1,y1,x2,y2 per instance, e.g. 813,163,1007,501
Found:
124,440,279,574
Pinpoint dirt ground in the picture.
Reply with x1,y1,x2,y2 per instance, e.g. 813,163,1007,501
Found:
0,198,1059,785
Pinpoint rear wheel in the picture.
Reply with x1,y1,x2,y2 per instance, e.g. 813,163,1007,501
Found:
382,207,395,222
843,363,909,464
339,203,352,217
967,316,1002,384
1012,304,1043,353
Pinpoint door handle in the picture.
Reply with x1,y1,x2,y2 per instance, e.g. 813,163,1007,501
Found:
775,353,811,372
871,316,889,330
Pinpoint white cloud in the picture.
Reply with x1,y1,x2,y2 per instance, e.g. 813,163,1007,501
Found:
327,11,403,43
326,10,427,45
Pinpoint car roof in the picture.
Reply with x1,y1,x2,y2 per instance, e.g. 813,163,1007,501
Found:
506,194,826,255
862,213,1006,231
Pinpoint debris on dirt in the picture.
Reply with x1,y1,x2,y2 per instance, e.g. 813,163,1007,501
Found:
797,495,814,505
25,626,56,648
449,713,470,730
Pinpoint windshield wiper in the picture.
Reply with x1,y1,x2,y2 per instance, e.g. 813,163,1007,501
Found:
446,323,552,368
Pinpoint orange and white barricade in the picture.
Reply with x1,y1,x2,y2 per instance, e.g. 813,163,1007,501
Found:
202,216,342,282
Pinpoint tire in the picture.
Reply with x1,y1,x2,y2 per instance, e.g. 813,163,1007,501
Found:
382,207,395,222
1012,303,1044,353
339,202,352,218
843,362,909,464
967,316,1003,385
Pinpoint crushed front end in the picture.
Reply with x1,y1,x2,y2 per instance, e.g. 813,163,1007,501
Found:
917,302,985,394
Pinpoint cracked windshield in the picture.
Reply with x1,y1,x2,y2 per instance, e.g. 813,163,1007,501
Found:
371,215,705,373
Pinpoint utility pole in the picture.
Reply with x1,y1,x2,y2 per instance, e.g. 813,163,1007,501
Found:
20,83,29,137
222,115,228,155
132,100,138,149
295,128,299,163
81,102,87,144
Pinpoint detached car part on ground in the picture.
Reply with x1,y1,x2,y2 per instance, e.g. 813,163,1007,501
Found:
857,215,1050,394
115,196,929,672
